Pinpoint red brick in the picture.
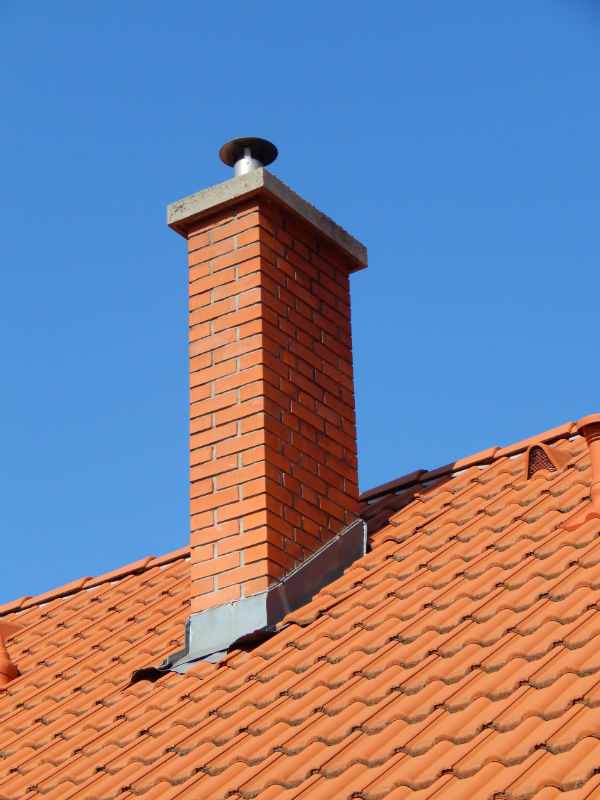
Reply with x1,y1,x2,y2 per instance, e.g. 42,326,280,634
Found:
189,444,217,469
240,476,266,501
190,543,214,563
263,509,295,540
189,446,212,468
237,286,262,309
188,250,212,270
190,485,240,515
191,584,241,613
192,358,238,391
214,396,264,428
190,453,238,482
190,352,212,374
189,265,235,291
190,509,214,531
216,528,281,557
293,496,328,528
216,490,281,524
190,477,213,499
286,247,320,283
321,422,357,454
244,476,292,507
241,444,267,467
189,296,236,327
319,300,349,330
215,429,264,459
235,203,261,222
188,321,211,344
189,576,215,599
210,212,260,243
190,391,238,419
283,473,300,496
190,235,234,266
301,483,319,506
187,208,234,237
314,462,345,491
189,290,211,312
322,452,359,484
284,217,318,252
211,241,261,275
240,411,268,435
256,226,287,257
243,576,271,595
214,364,264,396
262,413,294,445
318,494,347,522
318,242,354,274
190,421,237,451
216,460,271,491
236,227,260,249
188,230,210,252
241,508,269,531
190,519,241,547
235,256,264,279
295,527,322,553
191,551,241,581
212,303,266,334
189,327,236,357
217,561,280,589
283,538,303,562
238,349,263,371
238,318,264,341
190,383,210,406
214,334,262,365
246,542,294,571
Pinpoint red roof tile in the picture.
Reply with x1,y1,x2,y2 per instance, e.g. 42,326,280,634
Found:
1,424,600,799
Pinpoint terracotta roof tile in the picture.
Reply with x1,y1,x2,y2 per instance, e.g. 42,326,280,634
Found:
2,425,600,798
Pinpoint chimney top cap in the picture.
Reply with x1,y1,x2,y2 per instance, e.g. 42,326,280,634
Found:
219,137,278,176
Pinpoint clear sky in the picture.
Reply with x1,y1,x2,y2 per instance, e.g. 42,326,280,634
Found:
1,0,598,604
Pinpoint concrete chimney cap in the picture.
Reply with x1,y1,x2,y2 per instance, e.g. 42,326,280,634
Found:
219,137,278,171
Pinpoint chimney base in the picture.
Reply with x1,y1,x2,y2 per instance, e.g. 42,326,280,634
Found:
141,518,365,675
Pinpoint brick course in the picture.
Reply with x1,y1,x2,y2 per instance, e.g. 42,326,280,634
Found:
184,195,359,612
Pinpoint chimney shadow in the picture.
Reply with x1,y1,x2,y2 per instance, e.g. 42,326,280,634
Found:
360,469,455,539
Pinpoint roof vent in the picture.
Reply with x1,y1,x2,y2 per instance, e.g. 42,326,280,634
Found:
527,446,555,478
219,137,278,177
525,443,570,480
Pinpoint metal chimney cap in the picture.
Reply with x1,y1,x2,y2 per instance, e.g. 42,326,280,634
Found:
219,137,278,176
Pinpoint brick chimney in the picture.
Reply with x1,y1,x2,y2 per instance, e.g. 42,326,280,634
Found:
168,140,367,617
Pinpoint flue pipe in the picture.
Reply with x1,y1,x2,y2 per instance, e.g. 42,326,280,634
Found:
563,413,600,531
0,622,20,688
219,137,278,177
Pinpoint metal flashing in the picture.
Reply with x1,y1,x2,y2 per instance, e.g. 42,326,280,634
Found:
148,518,366,676
166,168,368,271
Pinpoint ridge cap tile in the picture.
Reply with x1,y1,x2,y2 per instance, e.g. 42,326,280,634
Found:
362,421,578,511
1,547,191,616
360,470,427,502
496,422,578,459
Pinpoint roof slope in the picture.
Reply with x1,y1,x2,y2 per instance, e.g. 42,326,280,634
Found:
2,424,600,799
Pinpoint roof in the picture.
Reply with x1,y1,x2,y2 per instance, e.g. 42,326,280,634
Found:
2,421,600,799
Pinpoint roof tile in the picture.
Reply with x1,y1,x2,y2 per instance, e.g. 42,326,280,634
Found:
2,426,600,798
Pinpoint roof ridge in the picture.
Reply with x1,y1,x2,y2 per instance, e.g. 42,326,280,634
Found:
0,546,191,618
360,421,577,503
0,420,584,619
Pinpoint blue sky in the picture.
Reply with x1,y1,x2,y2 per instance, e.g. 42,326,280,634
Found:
1,0,598,603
